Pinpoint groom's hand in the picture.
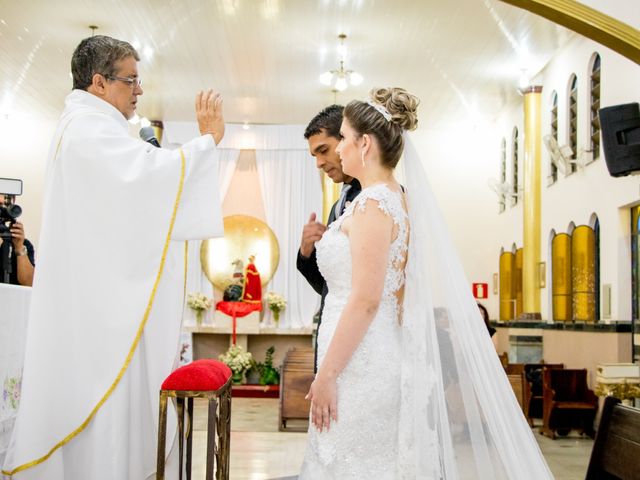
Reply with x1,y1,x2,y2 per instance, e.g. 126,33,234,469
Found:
300,212,326,258
196,89,225,145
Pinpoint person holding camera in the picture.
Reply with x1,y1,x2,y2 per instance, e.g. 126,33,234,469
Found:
0,194,35,287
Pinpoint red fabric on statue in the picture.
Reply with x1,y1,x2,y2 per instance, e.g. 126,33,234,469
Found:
161,359,231,391
216,301,262,317
242,259,262,304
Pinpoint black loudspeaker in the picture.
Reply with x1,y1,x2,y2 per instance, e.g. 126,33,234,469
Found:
599,103,640,177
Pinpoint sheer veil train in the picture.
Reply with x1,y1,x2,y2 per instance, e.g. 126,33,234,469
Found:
397,133,553,479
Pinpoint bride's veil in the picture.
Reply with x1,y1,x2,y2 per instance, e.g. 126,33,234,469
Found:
397,133,553,479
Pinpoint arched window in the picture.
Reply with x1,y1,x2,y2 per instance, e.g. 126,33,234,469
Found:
499,243,522,320
500,138,506,213
499,248,516,320
632,207,640,325
511,127,519,206
572,224,596,322
515,246,523,318
589,53,601,162
550,91,558,183
567,74,578,173
590,214,600,321
552,231,572,321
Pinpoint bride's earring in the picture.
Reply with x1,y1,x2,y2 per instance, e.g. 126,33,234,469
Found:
361,150,365,167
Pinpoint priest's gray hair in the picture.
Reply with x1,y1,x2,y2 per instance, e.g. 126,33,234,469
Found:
71,35,140,91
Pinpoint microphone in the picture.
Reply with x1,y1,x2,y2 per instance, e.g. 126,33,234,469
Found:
139,126,161,148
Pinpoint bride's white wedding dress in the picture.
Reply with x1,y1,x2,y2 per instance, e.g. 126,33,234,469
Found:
299,183,408,479
299,135,553,479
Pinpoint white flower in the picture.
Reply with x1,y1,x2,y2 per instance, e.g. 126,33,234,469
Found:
218,345,254,374
265,291,287,313
187,292,212,312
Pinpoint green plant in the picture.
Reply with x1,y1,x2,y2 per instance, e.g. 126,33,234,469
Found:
252,346,280,385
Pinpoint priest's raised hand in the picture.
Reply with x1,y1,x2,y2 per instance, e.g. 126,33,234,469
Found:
196,89,225,145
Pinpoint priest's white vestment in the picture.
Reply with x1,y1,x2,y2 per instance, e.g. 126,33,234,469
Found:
2,89,223,479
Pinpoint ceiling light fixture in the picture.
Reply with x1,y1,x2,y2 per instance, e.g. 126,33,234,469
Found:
319,34,363,92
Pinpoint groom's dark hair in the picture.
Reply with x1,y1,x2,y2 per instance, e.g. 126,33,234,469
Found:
304,104,344,140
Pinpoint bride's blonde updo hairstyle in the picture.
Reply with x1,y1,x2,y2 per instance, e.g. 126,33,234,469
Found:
344,87,420,168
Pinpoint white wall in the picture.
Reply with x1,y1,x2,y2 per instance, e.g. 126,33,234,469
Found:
489,34,640,321
409,115,510,319
0,113,58,249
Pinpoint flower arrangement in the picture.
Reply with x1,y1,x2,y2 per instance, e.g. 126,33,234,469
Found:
265,291,287,324
187,292,212,325
218,344,254,384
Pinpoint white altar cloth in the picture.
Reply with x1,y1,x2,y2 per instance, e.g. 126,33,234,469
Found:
0,284,30,466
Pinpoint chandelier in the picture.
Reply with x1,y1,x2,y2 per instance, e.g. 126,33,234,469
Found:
319,34,363,92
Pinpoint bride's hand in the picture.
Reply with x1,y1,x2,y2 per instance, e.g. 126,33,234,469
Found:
305,374,337,432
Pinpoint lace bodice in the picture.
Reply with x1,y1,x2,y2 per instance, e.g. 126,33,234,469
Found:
315,183,409,322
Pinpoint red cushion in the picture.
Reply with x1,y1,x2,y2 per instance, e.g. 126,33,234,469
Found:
161,359,232,391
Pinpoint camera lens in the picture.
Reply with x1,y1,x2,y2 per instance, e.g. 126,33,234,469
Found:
7,204,21,219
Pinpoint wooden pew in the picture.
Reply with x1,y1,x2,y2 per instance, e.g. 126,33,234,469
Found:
278,347,314,431
499,352,509,369
586,396,640,479
505,363,525,411
540,368,597,439
523,363,564,426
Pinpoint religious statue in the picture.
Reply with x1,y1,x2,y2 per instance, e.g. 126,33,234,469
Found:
223,258,244,301
242,254,262,305
231,258,244,282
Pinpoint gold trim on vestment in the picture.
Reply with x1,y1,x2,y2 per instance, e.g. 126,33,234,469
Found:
184,241,189,299
2,149,187,476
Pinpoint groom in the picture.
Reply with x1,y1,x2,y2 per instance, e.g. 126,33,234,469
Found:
297,104,362,371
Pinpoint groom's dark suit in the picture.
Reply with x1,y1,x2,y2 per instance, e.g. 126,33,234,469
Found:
297,178,361,372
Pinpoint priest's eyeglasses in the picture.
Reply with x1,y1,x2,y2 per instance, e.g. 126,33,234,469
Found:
106,75,142,88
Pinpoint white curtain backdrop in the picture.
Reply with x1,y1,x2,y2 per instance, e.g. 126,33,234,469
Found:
163,122,322,328
163,122,309,150
255,150,322,328
184,149,240,303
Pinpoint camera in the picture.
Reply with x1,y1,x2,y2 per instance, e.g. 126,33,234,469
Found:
0,178,23,241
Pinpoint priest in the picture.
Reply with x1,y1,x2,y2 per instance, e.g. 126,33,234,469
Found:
2,35,224,479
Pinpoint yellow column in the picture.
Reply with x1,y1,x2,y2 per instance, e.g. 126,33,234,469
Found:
522,86,543,320
321,173,341,224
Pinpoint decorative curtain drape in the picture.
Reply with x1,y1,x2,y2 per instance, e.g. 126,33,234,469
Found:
255,150,322,328
184,149,240,300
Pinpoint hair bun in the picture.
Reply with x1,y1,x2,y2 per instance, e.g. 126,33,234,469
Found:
370,87,419,131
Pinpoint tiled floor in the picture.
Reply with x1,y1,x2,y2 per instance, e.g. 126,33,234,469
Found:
189,398,593,479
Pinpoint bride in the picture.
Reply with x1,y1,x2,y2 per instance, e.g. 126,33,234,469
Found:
299,88,553,479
